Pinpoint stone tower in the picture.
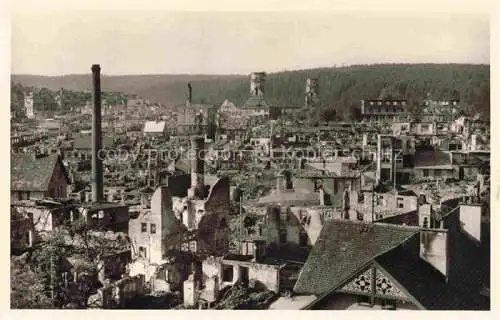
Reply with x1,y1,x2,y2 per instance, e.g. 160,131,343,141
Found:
250,72,266,97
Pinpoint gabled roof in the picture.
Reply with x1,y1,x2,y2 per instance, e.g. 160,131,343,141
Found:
373,205,490,310
242,96,268,109
220,99,237,110
375,232,489,309
293,220,419,295
11,153,70,192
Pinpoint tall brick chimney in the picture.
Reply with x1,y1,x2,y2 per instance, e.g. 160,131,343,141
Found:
189,136,205,199
187,83,192,106
91,64,104,203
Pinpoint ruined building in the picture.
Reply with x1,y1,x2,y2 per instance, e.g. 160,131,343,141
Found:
128,131,231,292
305,78,319,108
24,91,34,118
242,72,269,118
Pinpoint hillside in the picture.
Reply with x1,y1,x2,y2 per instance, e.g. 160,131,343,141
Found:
11,63,490,119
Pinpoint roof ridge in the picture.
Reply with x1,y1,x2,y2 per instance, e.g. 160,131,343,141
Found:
373,221,421,232
324,219,421,232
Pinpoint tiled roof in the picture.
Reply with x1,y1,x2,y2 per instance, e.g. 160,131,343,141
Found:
375,208,490,310
414,150,451,167
293,220,419,295
11,153,68,192
242,96,268,109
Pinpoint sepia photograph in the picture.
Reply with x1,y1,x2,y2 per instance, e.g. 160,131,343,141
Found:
7,0,492,311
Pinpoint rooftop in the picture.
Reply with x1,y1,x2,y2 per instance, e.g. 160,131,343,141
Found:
11,153,69,192
242,96,269,109
294,220,419,296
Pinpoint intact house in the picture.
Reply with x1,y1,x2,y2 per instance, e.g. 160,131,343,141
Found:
360,100,409,123
288,200,489,310
11,153,71,202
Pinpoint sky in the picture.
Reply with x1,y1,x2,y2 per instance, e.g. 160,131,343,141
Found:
10,0,491,75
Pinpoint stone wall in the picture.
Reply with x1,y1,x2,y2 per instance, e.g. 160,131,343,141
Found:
221,259,281,293
413,168,457,181
100,274,145,308
199,177,230,255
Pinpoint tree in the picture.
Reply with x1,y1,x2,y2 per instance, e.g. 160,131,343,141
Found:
11,256,53,309
348,104,362,121
34,88,57,112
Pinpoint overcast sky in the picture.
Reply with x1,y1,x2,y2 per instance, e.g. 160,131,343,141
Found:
10,1,490,75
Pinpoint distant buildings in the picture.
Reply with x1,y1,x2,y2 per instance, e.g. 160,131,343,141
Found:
305,78,319,108
143,121,167,136
24,91,34,118
361,100,409,123
241,72,270,118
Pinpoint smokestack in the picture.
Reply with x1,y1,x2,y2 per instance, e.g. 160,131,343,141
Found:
187,83,192,106
91,64,104,203
189,136,205,199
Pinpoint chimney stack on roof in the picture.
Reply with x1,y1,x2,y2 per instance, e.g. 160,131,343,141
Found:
91,64,104,203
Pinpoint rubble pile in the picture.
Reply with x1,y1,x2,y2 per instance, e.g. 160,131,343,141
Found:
213,282,278,310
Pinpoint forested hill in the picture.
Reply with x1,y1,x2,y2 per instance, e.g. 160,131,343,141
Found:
12,63,490,119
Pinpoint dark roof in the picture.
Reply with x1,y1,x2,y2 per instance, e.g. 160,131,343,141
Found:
469,153,490,164
74,134,114,150
11,153,69,192
397,189,418,197
375,209,490,310
414,150,451,167
293,220,419,295
242,96,269,109
377,210,419,227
